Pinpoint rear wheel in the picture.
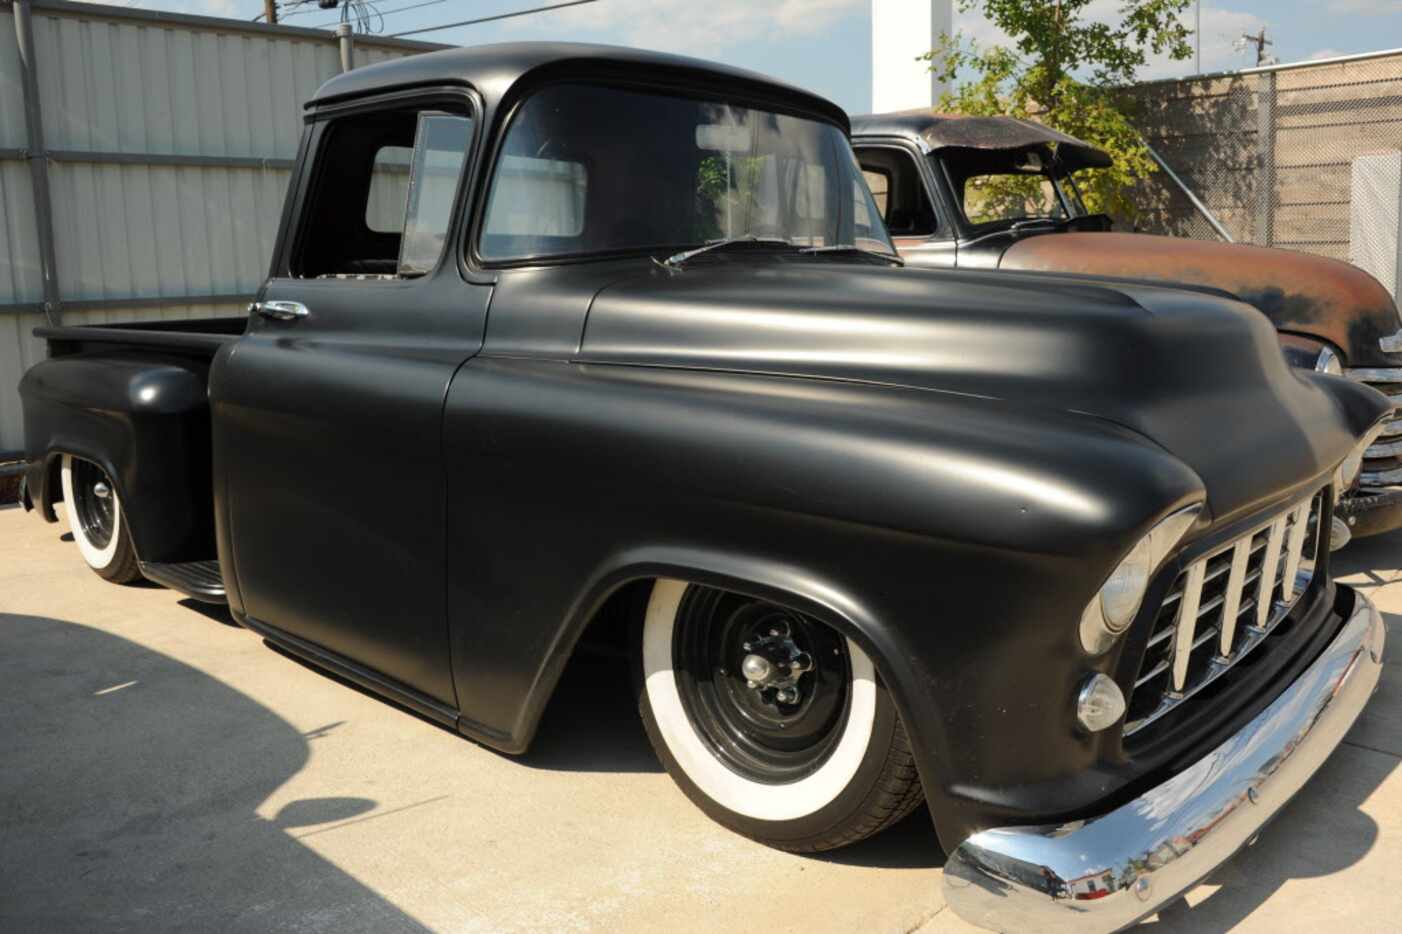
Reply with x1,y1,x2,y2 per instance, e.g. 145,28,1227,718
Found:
636,578,924,852
60,455,141,584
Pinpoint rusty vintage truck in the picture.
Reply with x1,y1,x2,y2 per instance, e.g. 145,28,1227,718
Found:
852,111,1402,545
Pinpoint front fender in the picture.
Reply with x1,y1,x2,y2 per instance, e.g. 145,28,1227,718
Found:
19,351,215,564
442,357,1209,852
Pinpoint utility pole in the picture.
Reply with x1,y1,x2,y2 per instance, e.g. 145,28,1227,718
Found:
264,0,278,25
1195,0,1201,74
1242,27,1273,67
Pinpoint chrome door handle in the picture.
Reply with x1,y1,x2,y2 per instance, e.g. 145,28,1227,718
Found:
250,300,310,321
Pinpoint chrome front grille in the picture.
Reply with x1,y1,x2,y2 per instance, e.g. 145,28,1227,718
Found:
1348,367,1402,487
1124,489,1326,738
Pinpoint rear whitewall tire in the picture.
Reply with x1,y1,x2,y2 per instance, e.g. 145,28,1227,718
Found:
60,455,141,583
637,578,926,851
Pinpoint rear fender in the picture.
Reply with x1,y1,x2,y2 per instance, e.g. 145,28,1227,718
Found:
19,352,215,564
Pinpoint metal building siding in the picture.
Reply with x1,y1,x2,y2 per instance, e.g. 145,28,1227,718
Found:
0,10,26,148
31,13,340,158
0,3,436,451
46,161,291,304
0,5,38,450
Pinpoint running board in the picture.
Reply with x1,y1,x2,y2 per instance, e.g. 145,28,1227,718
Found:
140,560,227,604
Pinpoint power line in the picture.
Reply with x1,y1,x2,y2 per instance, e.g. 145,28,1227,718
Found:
387,0,600,39
256,0,321,20
308,0,451,29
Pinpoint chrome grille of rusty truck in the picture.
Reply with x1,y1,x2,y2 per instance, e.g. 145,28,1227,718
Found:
1348,366,1402,488
1124,487,1327,737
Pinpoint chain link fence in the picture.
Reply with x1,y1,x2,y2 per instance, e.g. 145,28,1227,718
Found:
1125,50,1402,297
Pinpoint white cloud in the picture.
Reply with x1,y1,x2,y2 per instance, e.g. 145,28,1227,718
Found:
1306,47,1347,61
503,0,864,57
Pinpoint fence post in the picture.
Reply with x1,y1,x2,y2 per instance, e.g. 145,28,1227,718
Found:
337,22,354,72
1254,70,1277,247
13,0,61,326
1396,153,1402,303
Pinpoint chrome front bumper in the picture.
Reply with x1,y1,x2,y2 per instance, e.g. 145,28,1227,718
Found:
943,588,1385,933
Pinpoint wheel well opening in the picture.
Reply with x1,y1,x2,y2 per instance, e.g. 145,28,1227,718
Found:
526,578,662,772
569,578,653,662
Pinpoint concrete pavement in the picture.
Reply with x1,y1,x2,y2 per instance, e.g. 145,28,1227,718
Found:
1,505,1399,933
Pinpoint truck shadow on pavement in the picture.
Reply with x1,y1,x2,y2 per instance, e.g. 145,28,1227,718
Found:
0,613,433,933
260,633,947,868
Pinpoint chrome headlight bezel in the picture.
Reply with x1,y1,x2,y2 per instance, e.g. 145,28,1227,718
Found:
1315,345,1343,375
1336,421,1387,491
1080,504,1203,655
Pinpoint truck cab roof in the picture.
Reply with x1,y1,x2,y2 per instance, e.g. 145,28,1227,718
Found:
311,41,850,132
850,110,1112,171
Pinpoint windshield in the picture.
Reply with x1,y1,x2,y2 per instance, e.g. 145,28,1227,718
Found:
479,83,895,262
938,147,1088,229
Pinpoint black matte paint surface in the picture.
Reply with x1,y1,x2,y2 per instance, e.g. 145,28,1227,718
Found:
19,350,217,564
18,44,1394,854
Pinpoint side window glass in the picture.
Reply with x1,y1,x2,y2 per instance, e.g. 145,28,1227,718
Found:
860,149,939,238
863,169,890,218
889,153,938,237
400,115,474,275
366,146,412,234
294,106,473,280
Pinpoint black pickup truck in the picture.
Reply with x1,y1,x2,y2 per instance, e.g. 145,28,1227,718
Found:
17,44,1392,932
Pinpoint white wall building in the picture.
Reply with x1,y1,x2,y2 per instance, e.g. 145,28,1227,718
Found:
871,0,954,113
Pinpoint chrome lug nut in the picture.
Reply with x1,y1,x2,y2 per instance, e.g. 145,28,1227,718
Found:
741,653,773,685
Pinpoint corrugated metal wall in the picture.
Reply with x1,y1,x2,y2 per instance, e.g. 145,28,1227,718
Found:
0,0,441,451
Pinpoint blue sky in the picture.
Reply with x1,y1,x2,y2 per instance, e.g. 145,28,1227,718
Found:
99,1,1402,115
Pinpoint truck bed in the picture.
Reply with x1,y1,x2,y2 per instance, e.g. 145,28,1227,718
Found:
35,316,247,357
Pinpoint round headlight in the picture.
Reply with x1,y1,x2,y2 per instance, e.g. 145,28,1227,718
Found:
1100,536,1152,630
1079,504,1202,655
1316,346,1343,376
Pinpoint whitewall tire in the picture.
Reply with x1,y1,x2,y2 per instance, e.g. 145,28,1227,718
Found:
60,455,141,583
636,578,925,852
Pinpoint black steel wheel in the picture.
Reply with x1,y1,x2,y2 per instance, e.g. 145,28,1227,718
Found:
671,588,852,785
636,579,925,852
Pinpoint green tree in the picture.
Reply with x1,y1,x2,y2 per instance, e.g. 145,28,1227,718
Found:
926,0,1194,220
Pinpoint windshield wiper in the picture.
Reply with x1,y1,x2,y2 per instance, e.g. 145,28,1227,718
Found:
798,244,904,266
663,236,798,267
1008,216,1067,233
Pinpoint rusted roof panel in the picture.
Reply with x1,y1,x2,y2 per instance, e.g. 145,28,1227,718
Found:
851,111,1113,171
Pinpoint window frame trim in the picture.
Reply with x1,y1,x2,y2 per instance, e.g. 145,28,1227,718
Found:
464,76,861,272
279,84,485,285
853,138,948,242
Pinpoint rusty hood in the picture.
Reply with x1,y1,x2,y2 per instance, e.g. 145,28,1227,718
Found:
998,232,1402,366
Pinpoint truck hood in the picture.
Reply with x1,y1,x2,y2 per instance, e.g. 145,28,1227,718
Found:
998,232,1402,367
580,262,1387,524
